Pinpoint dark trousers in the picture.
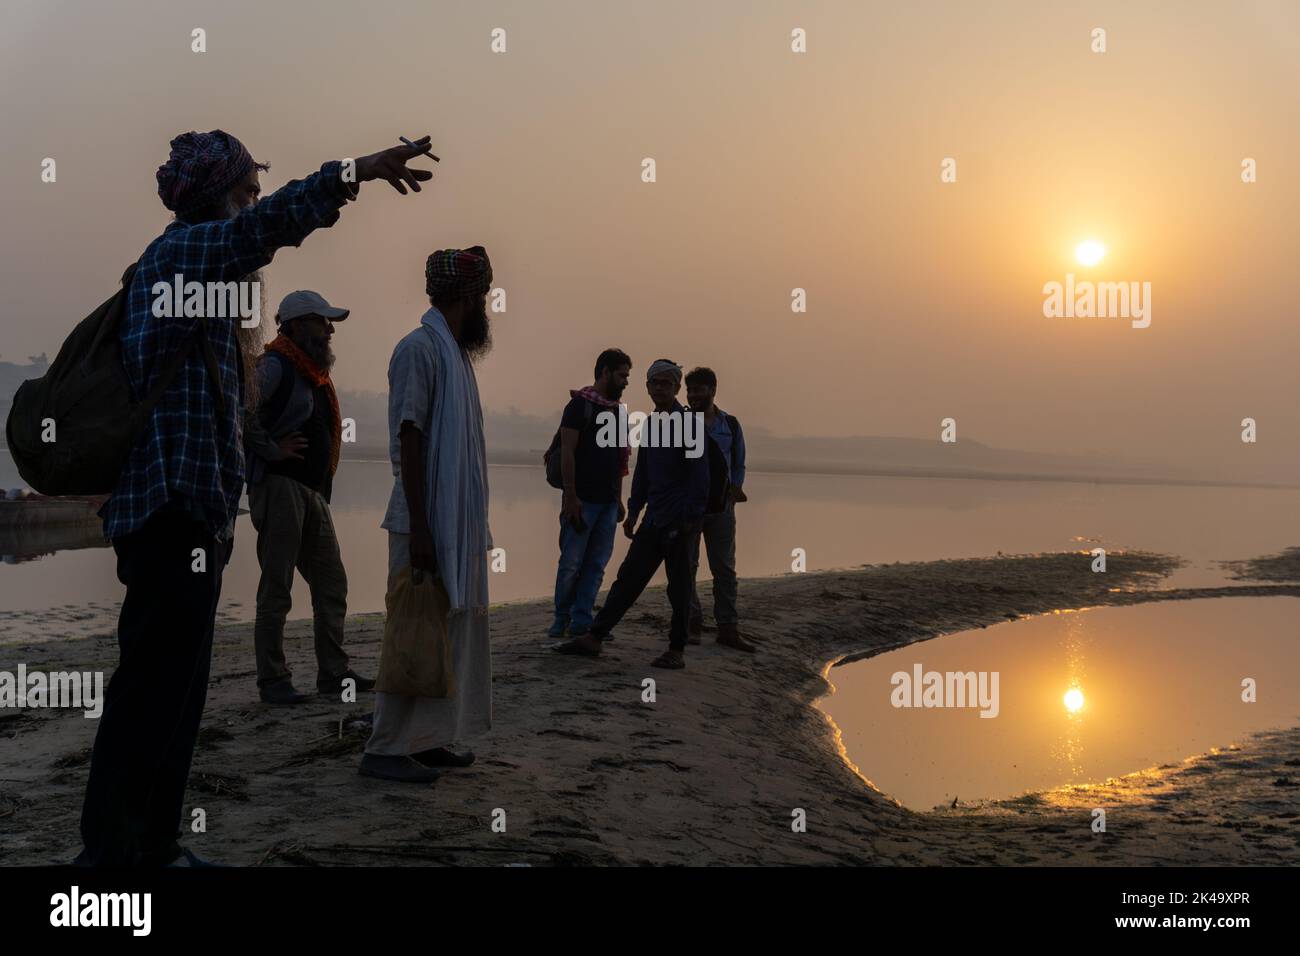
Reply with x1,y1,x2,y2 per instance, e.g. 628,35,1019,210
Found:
591,520,695,651
689,501,739,626
79,502,229,866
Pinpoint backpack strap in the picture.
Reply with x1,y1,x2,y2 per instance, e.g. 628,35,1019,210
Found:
139,319,228,420
85,262,140,358
551,396,600,447
194,319,228,418
140,325,199,411
260,351,296,430
545,397,599,468
108,261,226,422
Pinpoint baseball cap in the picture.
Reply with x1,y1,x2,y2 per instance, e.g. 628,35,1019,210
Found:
275,290,349,326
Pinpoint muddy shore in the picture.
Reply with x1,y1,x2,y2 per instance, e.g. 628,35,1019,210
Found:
2,549,1297,865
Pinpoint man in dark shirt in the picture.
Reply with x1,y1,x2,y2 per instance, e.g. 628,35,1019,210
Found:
548,349,632,640
245,291,374,705
553,358,708,669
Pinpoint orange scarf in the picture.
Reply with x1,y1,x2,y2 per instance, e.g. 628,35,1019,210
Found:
265,334,342,476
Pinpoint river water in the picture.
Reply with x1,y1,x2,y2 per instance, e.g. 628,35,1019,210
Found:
2,452,1298,648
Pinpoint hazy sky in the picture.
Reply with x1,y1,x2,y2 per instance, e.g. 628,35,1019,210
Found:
3,0,1299,481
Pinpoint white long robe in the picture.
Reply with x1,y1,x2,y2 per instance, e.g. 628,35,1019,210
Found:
368,309,491,754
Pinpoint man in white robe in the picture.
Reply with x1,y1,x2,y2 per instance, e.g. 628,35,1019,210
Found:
360,246,494,783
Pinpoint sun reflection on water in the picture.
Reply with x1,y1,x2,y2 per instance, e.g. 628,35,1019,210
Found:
1052,612,1090,777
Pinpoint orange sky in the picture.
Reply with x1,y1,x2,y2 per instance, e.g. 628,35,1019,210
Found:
2,0,1298,482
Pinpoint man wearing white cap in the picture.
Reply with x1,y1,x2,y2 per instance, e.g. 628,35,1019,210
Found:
244,290,373,705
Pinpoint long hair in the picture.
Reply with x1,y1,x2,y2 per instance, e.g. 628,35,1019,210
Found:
236,270,268,407
176,176,269,407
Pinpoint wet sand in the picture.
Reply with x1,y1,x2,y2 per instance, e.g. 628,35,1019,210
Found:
2,549,1297,866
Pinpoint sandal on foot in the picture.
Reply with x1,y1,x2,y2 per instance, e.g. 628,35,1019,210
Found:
651,651,685,669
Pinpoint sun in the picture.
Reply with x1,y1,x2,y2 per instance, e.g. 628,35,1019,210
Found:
1075,240,1106,267
1063,687,1085,713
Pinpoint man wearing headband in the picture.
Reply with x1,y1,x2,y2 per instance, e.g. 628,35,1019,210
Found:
80,129,436,867
553,358,709,669
361,246,494,783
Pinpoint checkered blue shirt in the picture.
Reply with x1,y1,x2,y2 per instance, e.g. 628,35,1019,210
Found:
101,161,356,541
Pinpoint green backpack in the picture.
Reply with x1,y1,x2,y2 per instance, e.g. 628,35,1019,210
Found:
5,263,225,495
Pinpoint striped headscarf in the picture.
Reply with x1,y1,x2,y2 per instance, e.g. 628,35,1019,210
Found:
426,245,493,299
156,130,255,215
646,358,683,384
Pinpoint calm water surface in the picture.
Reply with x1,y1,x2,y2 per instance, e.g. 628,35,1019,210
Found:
1,453,1298,646
819,597,1300,810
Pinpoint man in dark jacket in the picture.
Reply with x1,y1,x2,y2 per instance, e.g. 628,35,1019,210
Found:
245,290,374,705
685,366,756,652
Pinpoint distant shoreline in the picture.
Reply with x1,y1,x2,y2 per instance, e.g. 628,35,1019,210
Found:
2,443,1295,493
3,442,1295,493
339,448,1300,492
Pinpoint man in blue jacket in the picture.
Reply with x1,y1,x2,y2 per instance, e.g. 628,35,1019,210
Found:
685,366,756,652
553,359,708,669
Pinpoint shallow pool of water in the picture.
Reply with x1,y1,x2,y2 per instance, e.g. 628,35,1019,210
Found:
818,596,1300,810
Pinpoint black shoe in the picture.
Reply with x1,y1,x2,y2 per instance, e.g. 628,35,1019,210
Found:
411,747,475,768
551,634,602,657
358,753,442,783
260,679,310,706
651,650,686,669
318,669,376,696
687,620,703,646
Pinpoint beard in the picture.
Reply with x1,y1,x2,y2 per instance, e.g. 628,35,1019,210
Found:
460,303,492,363
609,380,627,400
302,335,335,370
287,324,335,370
235,268,268,406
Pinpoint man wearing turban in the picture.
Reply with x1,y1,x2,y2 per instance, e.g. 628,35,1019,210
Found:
361,246,495,783
80,130,437,866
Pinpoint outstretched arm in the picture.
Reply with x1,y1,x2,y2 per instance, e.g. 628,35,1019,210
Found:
164,137,438,285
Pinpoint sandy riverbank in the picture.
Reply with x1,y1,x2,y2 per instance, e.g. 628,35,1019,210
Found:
2,549,1298,866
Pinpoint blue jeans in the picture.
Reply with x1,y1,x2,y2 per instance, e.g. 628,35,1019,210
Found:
550,500,620,637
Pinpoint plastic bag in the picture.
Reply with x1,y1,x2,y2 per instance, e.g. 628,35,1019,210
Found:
375,567,455,698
